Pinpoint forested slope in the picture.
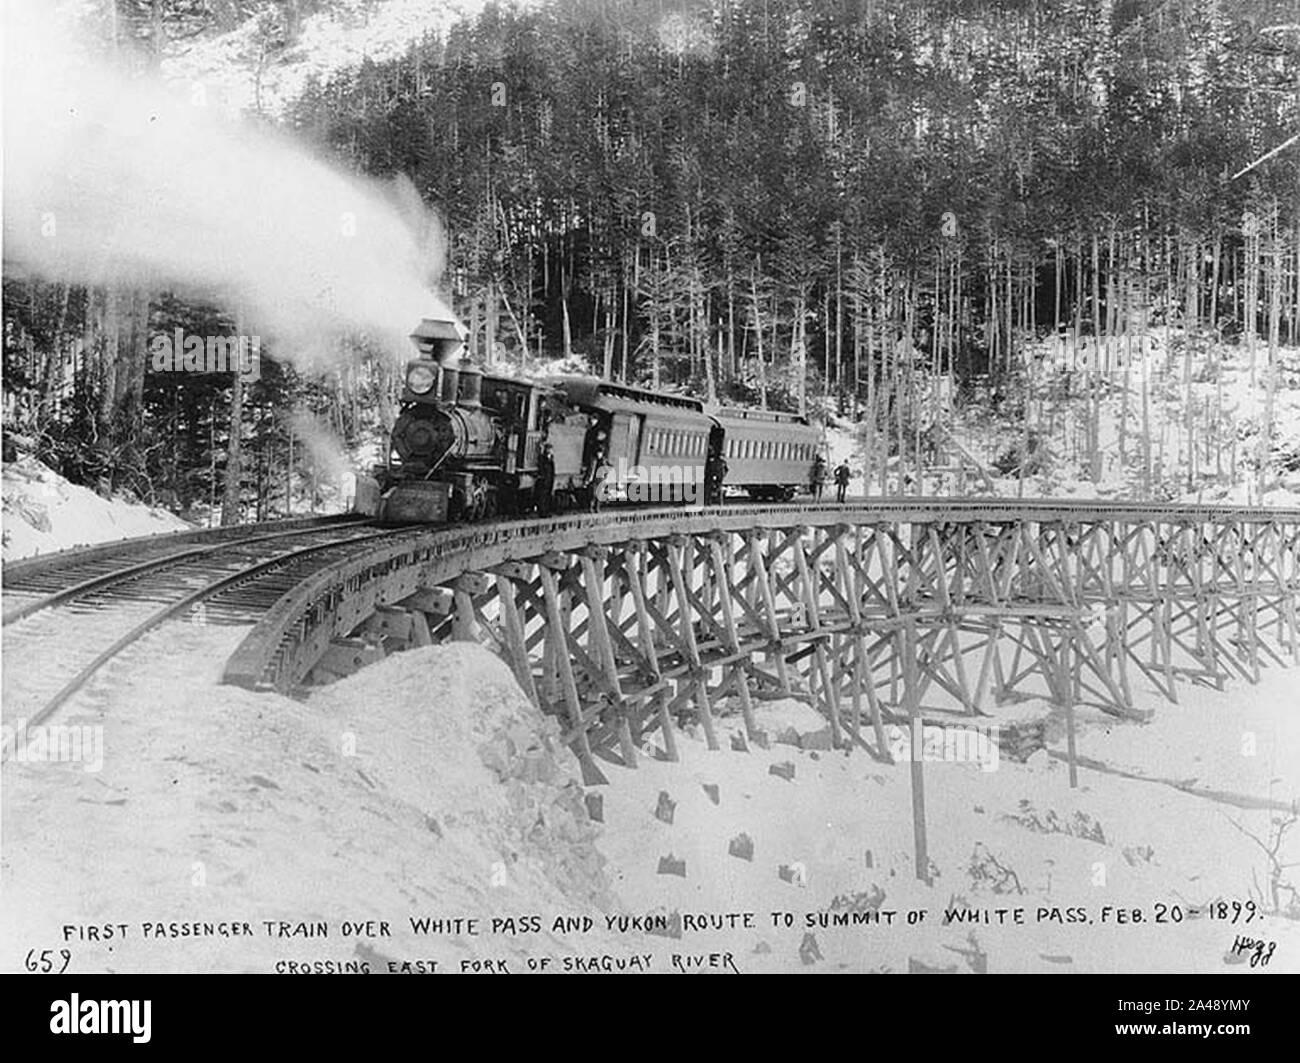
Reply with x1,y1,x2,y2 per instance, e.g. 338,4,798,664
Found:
3,0,1297,517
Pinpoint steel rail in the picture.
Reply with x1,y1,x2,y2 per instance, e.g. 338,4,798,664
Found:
1,514,365,584
2,519,379,626
2,525,409,752
5,497,1298,704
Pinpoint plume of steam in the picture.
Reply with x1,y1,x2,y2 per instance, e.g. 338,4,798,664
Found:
2,0,452,367
289,407,353,502
289,410,349,485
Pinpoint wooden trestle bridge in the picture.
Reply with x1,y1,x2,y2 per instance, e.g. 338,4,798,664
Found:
9,499,1295,881
225,501,1300,798
5,497,1294,885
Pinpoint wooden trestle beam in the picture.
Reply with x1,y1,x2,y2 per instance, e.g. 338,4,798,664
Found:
276,509,1299,883
319,512,1299,782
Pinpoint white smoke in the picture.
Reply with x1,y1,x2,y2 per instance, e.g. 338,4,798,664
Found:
289,410,350,486
2,0,453,366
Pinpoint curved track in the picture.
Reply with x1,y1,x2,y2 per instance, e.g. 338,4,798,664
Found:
1,517,412,741
1,516,374,624
5,498,1299,765
220,496,1300,689
8,498,1297,887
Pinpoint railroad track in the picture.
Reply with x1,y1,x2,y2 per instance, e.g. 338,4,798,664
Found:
220,497,1300,690
1,514,364,613
4,498,1299,750
6,497,1296,884
0,516,419,745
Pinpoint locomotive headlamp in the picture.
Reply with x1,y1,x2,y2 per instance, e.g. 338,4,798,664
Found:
406,362,437,395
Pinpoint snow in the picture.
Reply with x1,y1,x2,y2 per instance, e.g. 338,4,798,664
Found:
0,638,633,973
4,329,1299,973
3,615,1296,973
2,456,194,563
818,330,1300,505
600,669,1300,973
163,0,542,119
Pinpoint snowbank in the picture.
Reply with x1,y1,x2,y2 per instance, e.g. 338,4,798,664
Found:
597,673,1300,973
3,612,1296,973
2,456,193,562
0,637,636,973
308,643,616,915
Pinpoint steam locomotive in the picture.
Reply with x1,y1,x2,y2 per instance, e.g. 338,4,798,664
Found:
355,317,823,523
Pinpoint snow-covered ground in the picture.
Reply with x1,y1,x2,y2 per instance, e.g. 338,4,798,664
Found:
1,456,194,563
162,0,542,118
602,678,1300,973
4,329,1299,973
2,630,1295,973
0,638,631,974
819,330,1300,507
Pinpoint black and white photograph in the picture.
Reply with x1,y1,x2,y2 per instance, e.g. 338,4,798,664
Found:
1,0,1298,1001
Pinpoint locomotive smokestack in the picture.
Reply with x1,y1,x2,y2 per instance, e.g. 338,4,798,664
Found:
409,316,466,366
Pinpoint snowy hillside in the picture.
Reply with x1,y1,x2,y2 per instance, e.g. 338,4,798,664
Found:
162,0,540,118
3,631,1296,973
1,456,194,563
820,330,1300,507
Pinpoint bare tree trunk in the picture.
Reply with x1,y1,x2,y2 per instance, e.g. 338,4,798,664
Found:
1246,215,1260,387
700,264,715,403
835,232,844,414
1118,248,1130,471
100,287,120,435
650,285,661,391
793,288,807,417
1142,346,1152,496
621,266,631,383
221,315,246,526
561,266,573,359
1209,232,1221,334
727,278,737,384
487,278,499,367
750,263,767,409
1258,204,1282,498
1089,232,1102,482
853,252,863,417
1073,237,1084,374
